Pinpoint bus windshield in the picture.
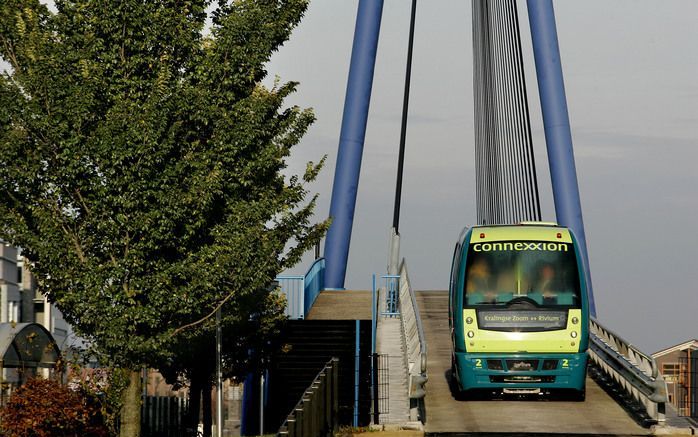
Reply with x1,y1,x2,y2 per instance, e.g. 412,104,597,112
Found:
463,240,581,308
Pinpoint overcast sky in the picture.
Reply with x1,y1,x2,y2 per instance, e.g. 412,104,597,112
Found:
4,1,696,354
267,0,698,354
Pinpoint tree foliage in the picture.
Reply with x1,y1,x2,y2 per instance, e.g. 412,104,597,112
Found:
0,0,326,371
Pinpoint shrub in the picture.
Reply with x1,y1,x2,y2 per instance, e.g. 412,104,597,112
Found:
0,377,108,437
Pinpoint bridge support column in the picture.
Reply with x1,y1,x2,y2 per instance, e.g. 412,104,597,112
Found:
527,0,596,316
324,0,385,290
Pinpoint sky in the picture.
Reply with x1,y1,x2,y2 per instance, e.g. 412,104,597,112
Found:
3,1,696,354
265,0,698,354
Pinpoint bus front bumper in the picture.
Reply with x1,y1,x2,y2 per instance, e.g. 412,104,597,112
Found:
454,351,588,392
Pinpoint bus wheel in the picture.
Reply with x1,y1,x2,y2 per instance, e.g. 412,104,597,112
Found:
570,388,586,402
449,359,466,400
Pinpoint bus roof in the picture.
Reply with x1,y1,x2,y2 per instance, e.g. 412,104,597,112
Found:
470,223,572,244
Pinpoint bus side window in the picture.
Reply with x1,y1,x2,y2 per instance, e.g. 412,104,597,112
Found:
450,244,460,292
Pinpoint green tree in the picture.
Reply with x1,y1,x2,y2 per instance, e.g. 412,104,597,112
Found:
0,0,326,435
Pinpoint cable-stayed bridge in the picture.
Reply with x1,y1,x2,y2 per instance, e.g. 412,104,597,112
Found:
256,1,697,435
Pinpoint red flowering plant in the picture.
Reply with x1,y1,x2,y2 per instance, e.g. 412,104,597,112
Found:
0,377,108,437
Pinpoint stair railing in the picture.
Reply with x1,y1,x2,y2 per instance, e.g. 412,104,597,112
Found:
277,358,340,437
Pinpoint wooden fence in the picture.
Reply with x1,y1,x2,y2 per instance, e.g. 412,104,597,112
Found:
278,358,340,437
141,395,190,437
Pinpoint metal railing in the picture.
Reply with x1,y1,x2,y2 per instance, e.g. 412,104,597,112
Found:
382,275,400,316
276,257,325,320
276,276,305,319
396,260,427,420
589,317,667,423
371,353,390,424
303,257,325,317
278,358,339,437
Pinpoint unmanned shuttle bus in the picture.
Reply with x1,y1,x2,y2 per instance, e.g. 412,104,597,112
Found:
448,223,589,400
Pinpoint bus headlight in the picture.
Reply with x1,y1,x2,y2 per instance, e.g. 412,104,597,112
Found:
570,331,578,338
466,317,474,324
467,331,475,338
571,317,579,325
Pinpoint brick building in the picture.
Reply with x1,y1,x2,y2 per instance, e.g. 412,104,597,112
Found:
653,339,697,418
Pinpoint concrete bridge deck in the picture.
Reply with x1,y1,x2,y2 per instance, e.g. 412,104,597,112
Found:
416,290,650,435
306,290,372,320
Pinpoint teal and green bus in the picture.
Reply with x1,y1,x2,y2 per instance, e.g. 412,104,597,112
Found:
449,223,589,400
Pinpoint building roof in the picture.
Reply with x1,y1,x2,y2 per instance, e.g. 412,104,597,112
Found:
0,323,60,368
652,339,698,359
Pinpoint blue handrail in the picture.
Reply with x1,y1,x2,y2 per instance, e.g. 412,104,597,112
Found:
276,257,326,320
303,257,326,317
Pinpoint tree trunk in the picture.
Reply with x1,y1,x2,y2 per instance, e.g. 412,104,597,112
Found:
202,383,213,437
188,376,202,435
120,370,142,437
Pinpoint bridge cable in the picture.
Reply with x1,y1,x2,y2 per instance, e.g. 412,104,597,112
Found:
499,0,527,222
392,0,418,234
496,0,525,223
493,0,517,223
473,0,483,223
483,0,498,222
511,0,542,221
508,0,540,221
472,0,541,225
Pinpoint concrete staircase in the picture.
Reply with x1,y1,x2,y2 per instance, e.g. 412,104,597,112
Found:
375,288,410,424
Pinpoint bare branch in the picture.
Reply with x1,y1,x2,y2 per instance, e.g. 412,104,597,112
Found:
170,285,236,337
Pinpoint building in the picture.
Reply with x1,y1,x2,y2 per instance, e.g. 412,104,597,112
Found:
17,252,70,349
0,245,20,325
0,243,69,402
653,339,698,418
0,243,70,348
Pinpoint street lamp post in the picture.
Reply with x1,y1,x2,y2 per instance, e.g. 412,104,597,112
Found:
216,307,223,437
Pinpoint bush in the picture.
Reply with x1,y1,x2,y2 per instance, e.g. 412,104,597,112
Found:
0,377,108,437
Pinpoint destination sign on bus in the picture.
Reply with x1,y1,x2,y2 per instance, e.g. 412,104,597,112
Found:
477,310,567,330
472,242,570,252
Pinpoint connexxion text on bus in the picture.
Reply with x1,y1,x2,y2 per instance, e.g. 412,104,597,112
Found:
448,222,589,400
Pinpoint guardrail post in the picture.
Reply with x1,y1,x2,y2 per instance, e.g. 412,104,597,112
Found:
332,358,339,433
289,412,298,437
313,384,321,437
394,261,428,423
284,417,294,437
320,372,329,436
304,396,311,437
295,406,304,437
274,358,340,434
589,317,667,424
